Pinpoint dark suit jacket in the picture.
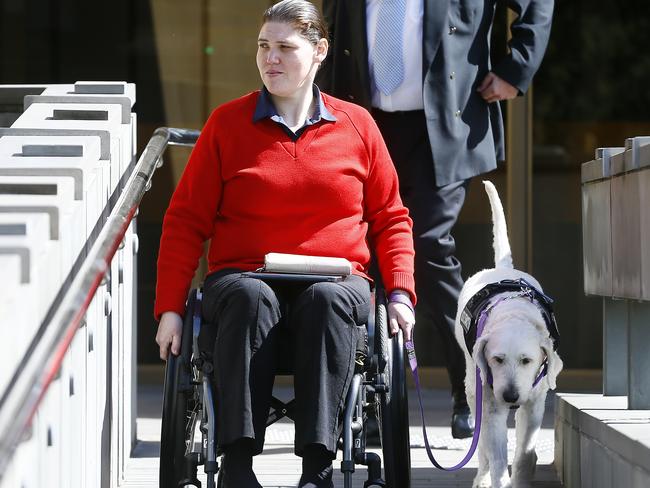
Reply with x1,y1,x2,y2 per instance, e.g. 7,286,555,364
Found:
317,0,554,186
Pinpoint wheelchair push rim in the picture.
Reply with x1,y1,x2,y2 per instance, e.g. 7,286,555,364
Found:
375,295,412,488
159,292,201,488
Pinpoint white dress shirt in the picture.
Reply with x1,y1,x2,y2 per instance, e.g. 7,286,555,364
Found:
366,0,424,111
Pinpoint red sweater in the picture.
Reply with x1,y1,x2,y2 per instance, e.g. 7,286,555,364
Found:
154,91,415,319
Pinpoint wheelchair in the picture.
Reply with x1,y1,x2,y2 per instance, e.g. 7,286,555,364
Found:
159,273,411,488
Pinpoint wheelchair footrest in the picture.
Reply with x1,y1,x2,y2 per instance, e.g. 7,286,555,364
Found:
179,453,201,487
204,460,218,473
363,481,386,488
356,452,384,488
177,478,200,488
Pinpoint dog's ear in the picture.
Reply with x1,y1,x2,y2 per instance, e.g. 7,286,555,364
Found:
473,334,490,385
541,337,563,390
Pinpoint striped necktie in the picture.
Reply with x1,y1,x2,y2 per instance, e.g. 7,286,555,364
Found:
373,0,406,95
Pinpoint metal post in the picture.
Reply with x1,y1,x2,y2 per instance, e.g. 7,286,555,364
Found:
628,301,650,409
506,9,533,272
603,298,628,396
506,88,533,272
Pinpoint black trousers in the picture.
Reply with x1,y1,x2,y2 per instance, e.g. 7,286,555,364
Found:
372,108,469,404
201,270,371,456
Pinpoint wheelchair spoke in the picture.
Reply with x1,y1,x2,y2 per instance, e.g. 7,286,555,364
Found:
184,404,200,456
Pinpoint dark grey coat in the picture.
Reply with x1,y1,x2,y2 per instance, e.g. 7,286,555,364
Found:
317,0,554,186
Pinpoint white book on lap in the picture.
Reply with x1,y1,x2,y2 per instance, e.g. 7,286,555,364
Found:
263,253,352,276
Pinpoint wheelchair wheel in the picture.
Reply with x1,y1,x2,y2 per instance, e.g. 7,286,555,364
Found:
160,292,200,488
375,294,411,488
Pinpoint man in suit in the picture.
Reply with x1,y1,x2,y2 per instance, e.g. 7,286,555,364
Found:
317,0,554,438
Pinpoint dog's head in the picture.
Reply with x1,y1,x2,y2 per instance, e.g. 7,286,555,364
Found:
473,320,563,406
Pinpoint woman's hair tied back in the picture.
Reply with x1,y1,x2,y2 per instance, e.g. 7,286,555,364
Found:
262,0,328,45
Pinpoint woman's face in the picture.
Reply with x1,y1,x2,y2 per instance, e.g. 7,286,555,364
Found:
256,21,327,98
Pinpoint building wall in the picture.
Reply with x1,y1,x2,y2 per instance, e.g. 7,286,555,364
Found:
1,0,648,367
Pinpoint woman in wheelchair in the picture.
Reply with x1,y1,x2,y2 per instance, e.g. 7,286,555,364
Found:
154,1,415,487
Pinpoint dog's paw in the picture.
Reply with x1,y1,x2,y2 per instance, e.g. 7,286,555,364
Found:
492,474,512,488
511,480,533,488
512,450,537,484
472,473,491,488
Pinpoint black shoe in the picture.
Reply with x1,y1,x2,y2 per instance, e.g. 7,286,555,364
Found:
299,444,335,488
451,405,475,439
221,439,262,488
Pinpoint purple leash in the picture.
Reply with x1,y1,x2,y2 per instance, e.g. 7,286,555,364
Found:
403,299,492,471
404,293,549,470
405,338,483,470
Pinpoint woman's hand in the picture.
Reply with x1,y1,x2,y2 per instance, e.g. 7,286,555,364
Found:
387,290,415,342
156,311,183,361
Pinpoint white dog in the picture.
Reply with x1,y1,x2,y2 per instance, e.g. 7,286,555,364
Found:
454,181,563,488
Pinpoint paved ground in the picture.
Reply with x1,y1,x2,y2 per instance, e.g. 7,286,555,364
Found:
124,377,563,488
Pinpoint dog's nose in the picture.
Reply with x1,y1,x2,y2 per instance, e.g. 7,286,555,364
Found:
503,388,519,404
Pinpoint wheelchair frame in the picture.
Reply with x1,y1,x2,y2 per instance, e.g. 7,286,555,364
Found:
159,278,411,488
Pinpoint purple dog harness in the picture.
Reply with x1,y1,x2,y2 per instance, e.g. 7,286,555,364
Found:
405,278,560,471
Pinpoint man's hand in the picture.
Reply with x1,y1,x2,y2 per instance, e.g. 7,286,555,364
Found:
477,72,518,103
387,290,415,342
156,311,183,361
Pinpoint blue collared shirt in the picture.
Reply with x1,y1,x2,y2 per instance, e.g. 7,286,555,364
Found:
253,85,337,141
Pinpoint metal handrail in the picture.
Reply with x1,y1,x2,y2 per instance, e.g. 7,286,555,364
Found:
0,127,200,479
